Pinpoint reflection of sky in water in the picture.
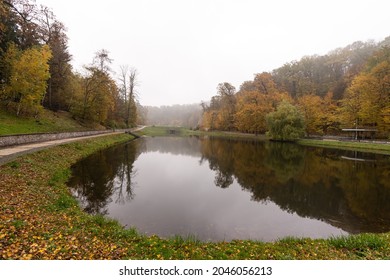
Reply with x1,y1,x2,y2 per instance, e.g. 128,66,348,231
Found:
108,151,346,242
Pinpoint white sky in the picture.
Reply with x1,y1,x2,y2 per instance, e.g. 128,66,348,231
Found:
36,0,390,106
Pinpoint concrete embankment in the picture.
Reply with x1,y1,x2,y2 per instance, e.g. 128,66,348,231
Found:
0,130,113,148
0,130,125,166
0,127,144,165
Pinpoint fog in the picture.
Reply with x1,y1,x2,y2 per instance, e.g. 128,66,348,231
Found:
145,104,202,128
37,0,390,106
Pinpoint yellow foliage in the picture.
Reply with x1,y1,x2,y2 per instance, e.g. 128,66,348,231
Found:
340,47,390,137
234,90,291,134
298,93,338,135
3,44,52,116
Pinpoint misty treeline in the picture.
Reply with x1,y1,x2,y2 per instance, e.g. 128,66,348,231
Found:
145,104,202,128
201,37,390,138
0,0,139,128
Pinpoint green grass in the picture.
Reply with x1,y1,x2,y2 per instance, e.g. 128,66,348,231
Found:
52,193,78,211
328,234,386,251
137,126,189,137
11,219,26,230
0,108,93,135
298,139,390,155
139,126,267,140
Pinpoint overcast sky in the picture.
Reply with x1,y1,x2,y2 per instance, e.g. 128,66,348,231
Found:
36,0,390,107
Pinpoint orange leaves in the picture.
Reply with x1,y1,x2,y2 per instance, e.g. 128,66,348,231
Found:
234,89,290,134
297,94,323,135
340,47,390,137
0,135,138,260
253,72,278,95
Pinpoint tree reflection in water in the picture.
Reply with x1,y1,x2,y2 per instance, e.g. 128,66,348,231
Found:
68,136,390,238
68,141,140,214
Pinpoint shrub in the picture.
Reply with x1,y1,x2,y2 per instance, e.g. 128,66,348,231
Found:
266,101,305,141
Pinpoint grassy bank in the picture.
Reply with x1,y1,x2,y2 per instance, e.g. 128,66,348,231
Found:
140,126,390,155
139,126,266,140
1,131,390,259
0,108,102,136
298,139,390,155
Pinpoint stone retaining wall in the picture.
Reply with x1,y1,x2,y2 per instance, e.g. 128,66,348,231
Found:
0,130,113,148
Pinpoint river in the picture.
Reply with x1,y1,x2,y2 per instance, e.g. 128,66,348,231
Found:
67,136,390,241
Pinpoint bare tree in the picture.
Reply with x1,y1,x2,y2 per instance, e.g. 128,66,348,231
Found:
119,65,139,127
93,49,113,73
127,68,139,127
119,65,129,103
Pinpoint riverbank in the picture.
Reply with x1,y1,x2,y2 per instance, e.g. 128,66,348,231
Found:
1,132,390,259
0,109,99,136
298,138,390,155
142,126,390,155
138,126,267,140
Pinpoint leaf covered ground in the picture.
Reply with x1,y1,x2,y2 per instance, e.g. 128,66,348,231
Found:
1,134,390,259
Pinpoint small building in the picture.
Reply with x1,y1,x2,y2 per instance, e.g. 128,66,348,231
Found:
341,128,377,140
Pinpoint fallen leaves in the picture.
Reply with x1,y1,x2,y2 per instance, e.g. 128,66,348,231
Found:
0,135,134,260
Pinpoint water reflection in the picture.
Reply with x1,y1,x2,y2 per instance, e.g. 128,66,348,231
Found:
68,143,139,214
68,136,390,241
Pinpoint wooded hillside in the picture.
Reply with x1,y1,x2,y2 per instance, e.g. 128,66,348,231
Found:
0,0,139,128
201,38,390,138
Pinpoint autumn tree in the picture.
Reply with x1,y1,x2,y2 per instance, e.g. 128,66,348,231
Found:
1,1,19,85
70,51,116,124
38,6,73,111
2,0,41,49
253,72,279,95
320,93,339,134
70,67,115,124
234,73,291,134
0,1,15,50
1,0,73,113
68,50,142,128
1,0,143,129
216,82,236,131
1,43,52,116
341,47,390,137
234,90,273,134
297,94,323,135
0,1,6,32
127,69,138,127
266,101,305,141
200,96,220,130
94,49,113,73
365,47,390,135
272,40,378,100
119,65,138,128
297,92,339,136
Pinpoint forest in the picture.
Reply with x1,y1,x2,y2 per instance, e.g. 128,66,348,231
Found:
0,0,139,128
201,37,390,138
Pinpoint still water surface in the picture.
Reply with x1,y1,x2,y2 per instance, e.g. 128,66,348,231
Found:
68,137,390,241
